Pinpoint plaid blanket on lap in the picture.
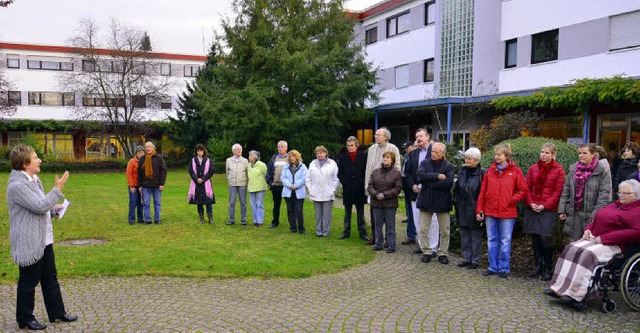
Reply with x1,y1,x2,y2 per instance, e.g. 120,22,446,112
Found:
549,239,621,301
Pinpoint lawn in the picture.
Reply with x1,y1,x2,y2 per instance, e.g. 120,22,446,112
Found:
0,171,374,284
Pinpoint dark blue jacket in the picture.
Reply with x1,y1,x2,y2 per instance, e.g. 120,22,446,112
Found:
416,157,454,213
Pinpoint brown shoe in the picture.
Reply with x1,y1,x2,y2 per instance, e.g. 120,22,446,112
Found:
401,239,416,245
365,238,376,245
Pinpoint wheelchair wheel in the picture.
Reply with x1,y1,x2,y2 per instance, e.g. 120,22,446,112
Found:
601,299,617,313
620,252,640,311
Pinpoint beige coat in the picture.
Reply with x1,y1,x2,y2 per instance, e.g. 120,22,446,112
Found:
226,156,249,186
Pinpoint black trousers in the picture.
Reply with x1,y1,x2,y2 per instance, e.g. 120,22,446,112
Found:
16,244,67,324
343,202,366,237
271,185,284,226
285,192,305,232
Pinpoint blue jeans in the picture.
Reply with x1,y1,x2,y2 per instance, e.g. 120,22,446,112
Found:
249,191,265,224
128,187,143,223
142,187,162,222
485,216,516,273
228,186,247,223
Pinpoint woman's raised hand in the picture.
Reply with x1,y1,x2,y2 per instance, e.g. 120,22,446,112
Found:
55,171,70,191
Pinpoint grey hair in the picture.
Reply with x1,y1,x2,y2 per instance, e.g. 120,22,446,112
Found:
432,142,446,154
277,140,288,148
145,141,155,148
232,143,242,151
249,150,261,160
135,146,144,153
416,128,430,137
619,179,640,199
379,127,391,141
464,147,481,161
346,136,359,146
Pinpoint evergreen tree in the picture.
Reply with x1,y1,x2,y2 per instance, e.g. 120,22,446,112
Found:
140,31,152,51
168,44,220,152
194,0,377,157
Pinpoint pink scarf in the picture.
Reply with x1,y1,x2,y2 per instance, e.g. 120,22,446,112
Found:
188,157,214,201
574,157,598,210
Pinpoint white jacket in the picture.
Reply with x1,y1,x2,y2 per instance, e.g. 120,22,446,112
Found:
306,158,339,202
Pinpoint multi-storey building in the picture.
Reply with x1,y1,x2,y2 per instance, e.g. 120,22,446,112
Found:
0,42,206,159
352,0,640,152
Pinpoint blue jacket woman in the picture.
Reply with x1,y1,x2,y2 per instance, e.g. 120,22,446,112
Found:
281,150,308,234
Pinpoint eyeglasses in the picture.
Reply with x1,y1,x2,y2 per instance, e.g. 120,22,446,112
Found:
618,192,635,196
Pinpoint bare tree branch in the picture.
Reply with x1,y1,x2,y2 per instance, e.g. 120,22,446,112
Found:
59,18,176,157
0,63,17,118
0,0,15,7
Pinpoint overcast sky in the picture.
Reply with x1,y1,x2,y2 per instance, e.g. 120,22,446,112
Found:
0,0,380,55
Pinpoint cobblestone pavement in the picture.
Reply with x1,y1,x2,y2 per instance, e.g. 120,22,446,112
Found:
1,243,639,333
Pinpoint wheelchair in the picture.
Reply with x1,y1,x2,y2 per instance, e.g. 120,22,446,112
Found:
575,246,640,313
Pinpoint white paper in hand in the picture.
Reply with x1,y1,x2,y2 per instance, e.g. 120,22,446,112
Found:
58,199,71,219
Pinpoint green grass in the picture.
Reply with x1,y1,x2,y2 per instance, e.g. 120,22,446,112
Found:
0,171,374,283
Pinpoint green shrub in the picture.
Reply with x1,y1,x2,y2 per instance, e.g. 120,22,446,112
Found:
479,136,577,173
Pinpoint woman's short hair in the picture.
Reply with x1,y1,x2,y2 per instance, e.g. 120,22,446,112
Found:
10,145,35,171
541,142,557,156
346,136,359,146
382,151,396,165
249,150,261,160
623,142,640,157
195,143,208,156
464,147,481,161
135,146,145,153
595,145,607,159
288,150,302,164
578,143,597,154
619,179,640,200
314,145,328,155
493,143,512,160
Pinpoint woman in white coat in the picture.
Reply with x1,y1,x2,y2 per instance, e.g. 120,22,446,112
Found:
306,146,339,237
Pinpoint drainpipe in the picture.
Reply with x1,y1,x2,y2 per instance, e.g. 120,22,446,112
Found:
582,109,589,143
375,108,379,131
447,103,452,142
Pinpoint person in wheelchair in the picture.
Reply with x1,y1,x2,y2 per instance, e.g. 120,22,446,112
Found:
544,179,640,304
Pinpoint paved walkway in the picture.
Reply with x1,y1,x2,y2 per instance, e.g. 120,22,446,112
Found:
1,243,639,332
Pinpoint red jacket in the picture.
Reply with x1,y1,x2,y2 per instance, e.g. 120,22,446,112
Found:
586,200,640,251
476,161,528,218
525,160,565,212
126,157,140,187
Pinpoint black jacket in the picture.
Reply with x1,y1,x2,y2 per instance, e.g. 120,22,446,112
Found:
337,152,367,205
138,153,167,188
188,156,216,205
416,158,454,213
453,165,485,229
614,157,638,200
403,145,432,202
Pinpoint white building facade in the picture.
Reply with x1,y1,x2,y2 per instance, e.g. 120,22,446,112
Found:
1,42,205,159
352,0,640,151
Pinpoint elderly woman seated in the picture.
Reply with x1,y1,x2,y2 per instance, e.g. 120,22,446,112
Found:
543,179,640,304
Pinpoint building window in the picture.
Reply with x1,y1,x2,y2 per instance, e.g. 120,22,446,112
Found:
504,38,517,68
82,96,126,107
8,91,21,106
531,29,558,64
161,99,172,109
7,55,20,69
27,59,74,71
425,1,435,25
28,92,74,106
131,95,146,108
440,0,474,96
386,11,410,38
365,26,378,45
184,65,200,77
160,63,171,76
82,60,95,72
423,58,434,82
395,64,409,88
610,10,640,51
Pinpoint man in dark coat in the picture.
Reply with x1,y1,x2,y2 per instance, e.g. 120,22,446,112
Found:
403,128,433,254
337,136,370,240
416,142,454,264
138,141,168,224
265,140,289,229
401,140,416,243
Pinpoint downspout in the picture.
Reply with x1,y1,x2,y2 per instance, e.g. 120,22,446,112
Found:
447,103,452,142
375,108,379,131
582,109,589,144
